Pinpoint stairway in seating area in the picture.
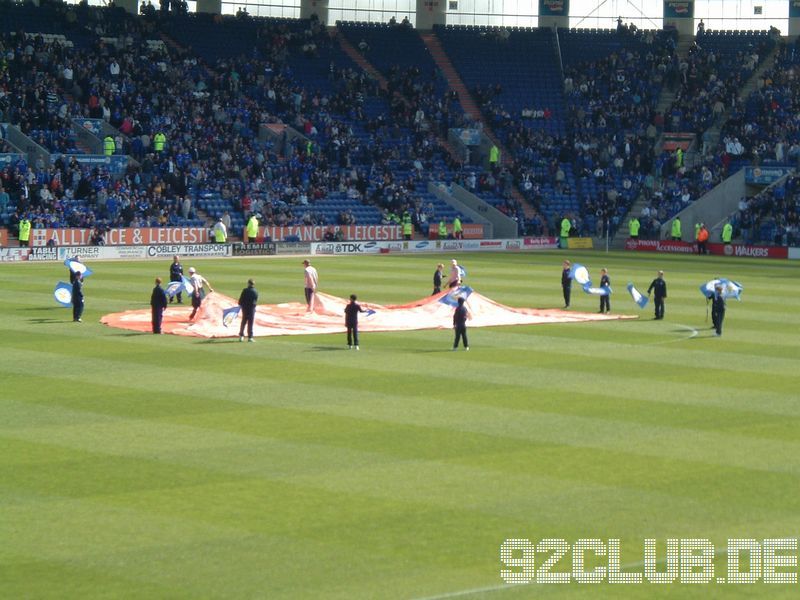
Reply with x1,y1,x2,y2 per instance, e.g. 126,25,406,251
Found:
336,31,389,91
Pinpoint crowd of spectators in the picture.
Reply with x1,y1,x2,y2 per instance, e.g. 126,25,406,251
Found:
732,174,800,245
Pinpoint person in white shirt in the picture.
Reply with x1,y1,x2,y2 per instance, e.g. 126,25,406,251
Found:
303,259,319,312
188,267,213,320
448,259,462,288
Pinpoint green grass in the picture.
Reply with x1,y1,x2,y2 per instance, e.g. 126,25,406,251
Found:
1,250,799,599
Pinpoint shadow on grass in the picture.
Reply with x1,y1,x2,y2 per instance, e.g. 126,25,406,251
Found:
28,317,65,324
308,346,349,352
23,306,63,312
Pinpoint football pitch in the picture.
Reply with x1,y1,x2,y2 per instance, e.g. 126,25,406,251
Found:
1,250,799,598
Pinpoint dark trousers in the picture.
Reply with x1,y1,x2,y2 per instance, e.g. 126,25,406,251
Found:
239,308,255,339
72,299,84,321
152,308,163,333
190,293,202,318
698,241,707,254
714,310,725,335
600,296,610,313
453,325,468,348
654,297,665,319
563,284,571,307
432,286,441,295
347,325,359,346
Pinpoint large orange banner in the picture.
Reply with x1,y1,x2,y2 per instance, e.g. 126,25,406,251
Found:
258,225,402,242
30,227,211,247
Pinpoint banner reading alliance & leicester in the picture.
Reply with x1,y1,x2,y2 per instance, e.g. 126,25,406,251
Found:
30,227,210,247
259,225,402,242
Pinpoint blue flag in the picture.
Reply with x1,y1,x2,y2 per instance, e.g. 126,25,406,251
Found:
365,308,377,317
627,283,649,308
699,278,743,301
438,285,474,307
54,281,72,307
222,306,241,327
64,257,93,278
569,263,591,286
583,282,611,296
457,265,467,279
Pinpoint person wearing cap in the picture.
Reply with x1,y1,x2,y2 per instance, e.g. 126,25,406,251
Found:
647,270,668,320
238,278,258,342
150,277,168,334
212,217,227,243
447,259,461,288
169,254,184,304
561,259,572,308
303,259,318,312
188,267,213,320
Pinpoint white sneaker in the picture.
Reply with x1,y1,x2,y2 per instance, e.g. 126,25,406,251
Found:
248,338,254,343
355,346,359,350
348,345,352,349
239,336,244,342
465,347,469,351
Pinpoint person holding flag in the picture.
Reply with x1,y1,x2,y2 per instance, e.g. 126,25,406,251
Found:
599,268,611,313
238,278,258,342
647,270,667,320
188,267,213,320
303,259,318,313
72,272,84,322
561,259,572,308
68,255,82,284
169,255,184,304
344,294,366,350
448,259,462,288
432,263,444,295
150,277,168,334
712,284,726,336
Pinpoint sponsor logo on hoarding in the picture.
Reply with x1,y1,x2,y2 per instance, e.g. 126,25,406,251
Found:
263,225,402,242
28,247,59,261
480,240,503,247
442,241,463,250
506,240,522,250
0,248,28,261
232,242,277,256
33,227,211,247
625,239,698,254
708,243,787,259
146,244,230,257
415,241,430,249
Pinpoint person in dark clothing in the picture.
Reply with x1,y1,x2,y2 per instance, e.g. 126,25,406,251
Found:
169,255,184,304
452,296,470,351
344,294,366,350
238,278,258,342
711,285,726,336
72,272,84,322
561,259,571,308
647,270,667,320
599,268,611,313
151,277,168,333
432,263,444,295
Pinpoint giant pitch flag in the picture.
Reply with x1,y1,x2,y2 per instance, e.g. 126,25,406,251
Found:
101,290,636,338
627,283,649,308
583,282,611,296
699,278,743,300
